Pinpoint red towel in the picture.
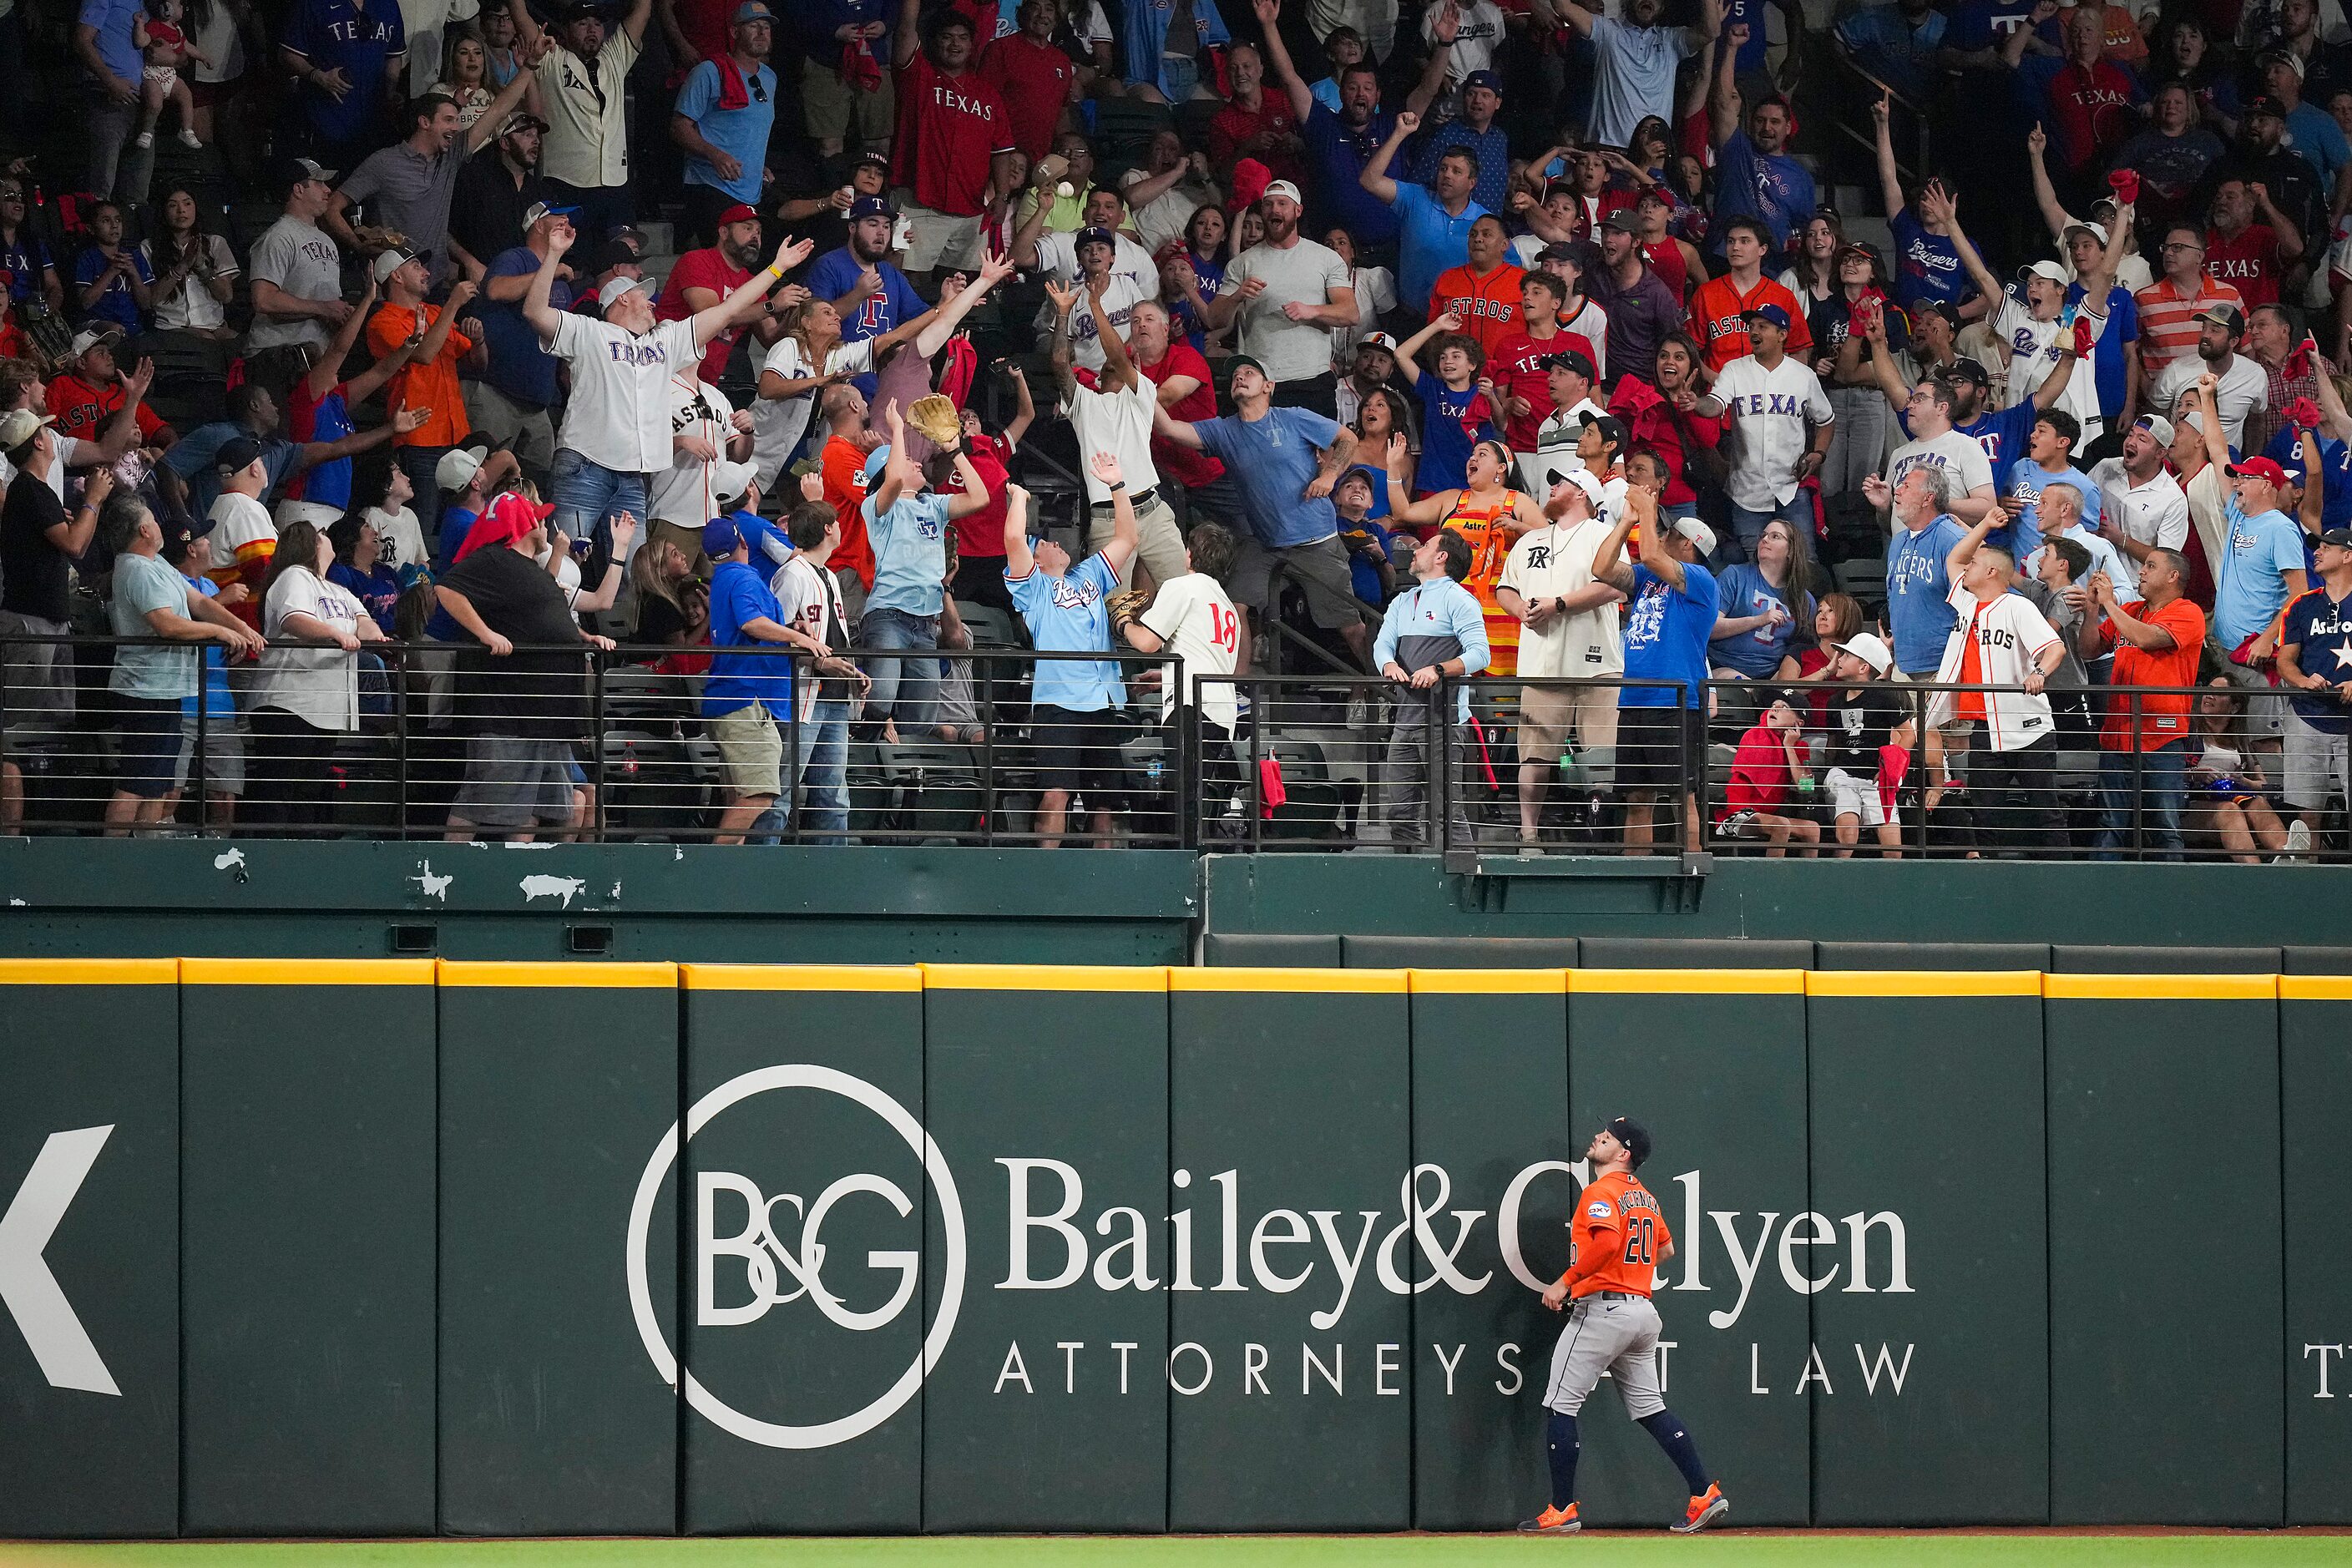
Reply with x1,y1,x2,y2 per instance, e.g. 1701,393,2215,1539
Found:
712,53,751,109
1257,756,1287,817
936,335,979,408
840,39,882,94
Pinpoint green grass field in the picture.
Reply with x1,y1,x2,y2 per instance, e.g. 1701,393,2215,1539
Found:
6,1538,2349,1568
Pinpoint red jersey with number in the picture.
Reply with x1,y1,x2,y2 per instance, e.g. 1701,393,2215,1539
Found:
981,31,1075,160
1138,341,1227,488
1563,1170,1672,1299
893,55,1013,217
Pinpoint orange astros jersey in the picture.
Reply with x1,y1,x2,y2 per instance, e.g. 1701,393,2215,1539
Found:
1563,1171,1672,1299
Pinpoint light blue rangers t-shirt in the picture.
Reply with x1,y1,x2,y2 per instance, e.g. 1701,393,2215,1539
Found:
2212,497,2306,648
862,489,951,618
1191,406,1344,548
1885,513,1968,674
1009,552,1126,711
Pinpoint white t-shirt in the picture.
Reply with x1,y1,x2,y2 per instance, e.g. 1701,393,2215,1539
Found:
2148,352,2269,451
650,374,735,528
1333,265,1398,372
1068,373,1160,503
751,336,875,489
1712,354,1833,510
1216,236,1353,383
1138,570,1241,732
1930,579,2062,751
367,504,427,569
1422,0,1504,81
549,311,702,473
1887,426,1995,506
1500,516,1625,678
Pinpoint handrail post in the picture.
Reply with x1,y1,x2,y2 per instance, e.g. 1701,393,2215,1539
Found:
393,645,411,842
589,646,608,843
2130,689,2143,861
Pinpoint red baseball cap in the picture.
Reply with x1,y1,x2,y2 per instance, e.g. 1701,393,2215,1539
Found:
2228,456,2290,486
717,203,759,227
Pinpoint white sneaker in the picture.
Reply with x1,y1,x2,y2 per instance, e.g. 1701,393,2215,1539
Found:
2285,820,2313,860
134,129,154,148
177,129,204,149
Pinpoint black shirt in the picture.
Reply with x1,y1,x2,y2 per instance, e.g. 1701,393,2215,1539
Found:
771,146,857,286
1823,685,1909,776
0,470,70,622
449,155,548,277
438,543,592,741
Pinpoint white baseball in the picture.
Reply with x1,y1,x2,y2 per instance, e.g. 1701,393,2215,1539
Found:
1056,180,1075,199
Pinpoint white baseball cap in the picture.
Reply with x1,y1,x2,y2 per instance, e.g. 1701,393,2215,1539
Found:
713,458,757,506
1261,180,1303,205
436,444,486,492
1671,515,1717,557
1545,466,1606,513
372,246,421,285
1830,630,1894,676
599,273,651,309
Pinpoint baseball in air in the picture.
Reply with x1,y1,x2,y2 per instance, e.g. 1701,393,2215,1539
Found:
1056,181,1075,198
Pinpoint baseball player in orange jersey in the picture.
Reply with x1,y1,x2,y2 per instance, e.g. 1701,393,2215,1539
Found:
1519,1116,1729,1535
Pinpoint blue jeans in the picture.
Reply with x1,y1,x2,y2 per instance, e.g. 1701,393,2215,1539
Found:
550,448,648,549
796,696,851,842
859,606,939,734
1727,498,1805,561
2094,741,2188,859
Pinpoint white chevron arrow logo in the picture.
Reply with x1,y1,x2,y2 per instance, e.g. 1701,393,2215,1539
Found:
0,1126,119,1396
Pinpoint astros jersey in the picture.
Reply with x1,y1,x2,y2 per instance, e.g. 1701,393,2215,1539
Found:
1565,1171,1672,1299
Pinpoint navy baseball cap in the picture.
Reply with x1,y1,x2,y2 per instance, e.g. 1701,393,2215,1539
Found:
1075,225,1118,253
1462,68,1502,94
701,517,744,558
1740,302,1793,331
1603,1116,1652,1169
1543,348,1597,381
847,194,897,221
215,435,265,474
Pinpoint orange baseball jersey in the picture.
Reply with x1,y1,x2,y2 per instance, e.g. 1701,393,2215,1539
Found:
1561,1171,1673,1299
1428,260,1526,360
1685,273,1813,374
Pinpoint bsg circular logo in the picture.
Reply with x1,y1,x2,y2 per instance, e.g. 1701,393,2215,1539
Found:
625,1065,966,1449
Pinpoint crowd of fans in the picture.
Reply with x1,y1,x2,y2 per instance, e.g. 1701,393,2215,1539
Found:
0,0,2347,855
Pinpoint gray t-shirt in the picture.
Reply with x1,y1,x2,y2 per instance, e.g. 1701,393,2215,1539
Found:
109,550,200,701
1216,237,1352,384
244,215,345,353
338,143,469,285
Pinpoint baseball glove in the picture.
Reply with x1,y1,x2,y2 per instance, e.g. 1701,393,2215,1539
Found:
1106,587,1151,635
905,393,963,449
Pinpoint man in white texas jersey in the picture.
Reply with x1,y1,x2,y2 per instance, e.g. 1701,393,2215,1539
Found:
1120,519,1243,751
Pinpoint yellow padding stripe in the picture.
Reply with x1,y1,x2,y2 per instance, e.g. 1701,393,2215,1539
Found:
437,960,677,988
1808,970,2044,998
180,958,437,986
0,958,180,985
923,964,1170,991
2279,976,2352,1000
679,964,924,991
1571,968,1806,995
1409,969,1570,994
1169,967,1409,994
2043,973,2279,1000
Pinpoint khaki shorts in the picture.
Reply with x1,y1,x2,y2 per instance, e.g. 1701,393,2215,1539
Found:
1228,534,1363,630
802,54,894,144
462,380,558,473
1086,488,1189,589
711,701,782,798
897,195,984,272
1518,681,1619,764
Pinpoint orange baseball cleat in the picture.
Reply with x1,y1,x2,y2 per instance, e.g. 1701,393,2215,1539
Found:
1672,1482,1728,1534
1516,1503,1581,1533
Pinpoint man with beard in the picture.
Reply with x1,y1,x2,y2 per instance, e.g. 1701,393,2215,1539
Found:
655,205,791,385
2212,110,2318,295
331,80,535,288
1207,38,1304,186
511,0,655,241
2148,304,2269,451
1591,211,1682,385
776,150,893,276
1550,0,1721,147
1259,4,1450,247
1206,180,1356,416
450,114,553,276
670,2,781,247
806,195,926,397
888,0,1016,284
1706,28,1813,253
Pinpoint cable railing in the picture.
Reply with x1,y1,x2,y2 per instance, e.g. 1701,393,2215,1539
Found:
2,634,2344,862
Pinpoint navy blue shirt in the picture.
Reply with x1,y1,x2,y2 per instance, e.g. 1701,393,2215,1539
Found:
2281,583,2352,734
480,247,569,407
1303,104,1400,245
1414,375,1497,498
804,245,924,397
281,0,407,146
1412,119,1510,221
1889,208,1965,313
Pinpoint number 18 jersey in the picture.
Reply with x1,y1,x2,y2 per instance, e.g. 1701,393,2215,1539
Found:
1137,571,1241,736
1569,1171,1673,1299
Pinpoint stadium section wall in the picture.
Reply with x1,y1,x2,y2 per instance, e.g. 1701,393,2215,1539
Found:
0,961,2345,1537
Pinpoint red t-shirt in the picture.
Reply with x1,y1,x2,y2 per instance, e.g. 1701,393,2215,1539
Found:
1485,326,1602,451
2046,58,2138,172
654,246,751,382
980,32,1075,160
1208,94,1302,184
948,431,1012,561
1721,722,1795,820
44,372,163,447
2205,224,2284,307
1137,341,1227,488
893,55,1014,218
1642,238,1688,301
819,433,878,590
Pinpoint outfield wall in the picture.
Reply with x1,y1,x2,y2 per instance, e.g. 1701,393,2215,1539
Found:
2,959,2346,1536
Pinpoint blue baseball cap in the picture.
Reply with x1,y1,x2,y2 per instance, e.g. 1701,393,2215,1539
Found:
1463,68,1502,94
848,194,897,222
1740,302,1793,331
1075,225,1118,254
701,516,743,559
862,443,892,484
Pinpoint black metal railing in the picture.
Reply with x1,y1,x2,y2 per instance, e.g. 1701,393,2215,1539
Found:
3,635,2343,862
